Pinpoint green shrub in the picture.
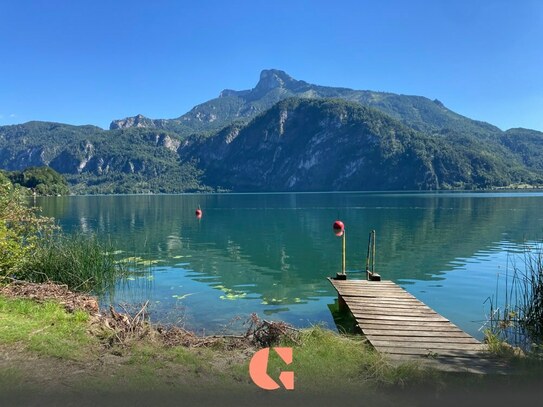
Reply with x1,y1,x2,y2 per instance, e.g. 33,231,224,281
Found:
0,178,54,277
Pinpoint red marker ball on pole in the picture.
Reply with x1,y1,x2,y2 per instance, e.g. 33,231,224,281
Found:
333,220,344,236
195,208,203,219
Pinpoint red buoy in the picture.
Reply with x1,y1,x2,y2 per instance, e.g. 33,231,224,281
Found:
195,208,203,219
333,220,344,236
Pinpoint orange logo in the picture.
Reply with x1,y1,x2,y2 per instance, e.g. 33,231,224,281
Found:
249,347,294,390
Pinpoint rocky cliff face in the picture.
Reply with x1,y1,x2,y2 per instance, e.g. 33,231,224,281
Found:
0,122,204,193
110,114,156,129
181,99,428,191
109,113,186,131
181,98,537,191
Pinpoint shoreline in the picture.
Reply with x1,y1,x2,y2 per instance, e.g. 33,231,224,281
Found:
35,186,543,198
1,280,543,406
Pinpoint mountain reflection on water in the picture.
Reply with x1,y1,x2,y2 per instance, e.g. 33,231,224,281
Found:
36,192,543,338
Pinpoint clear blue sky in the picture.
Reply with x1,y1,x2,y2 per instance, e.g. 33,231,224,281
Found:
1,0,542,131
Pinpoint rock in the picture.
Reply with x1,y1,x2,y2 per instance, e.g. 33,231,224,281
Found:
110,114,156,130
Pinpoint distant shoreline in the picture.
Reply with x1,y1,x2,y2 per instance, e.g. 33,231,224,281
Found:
35,186,543,198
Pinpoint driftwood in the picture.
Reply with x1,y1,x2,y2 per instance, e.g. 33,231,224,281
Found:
244,313,301,347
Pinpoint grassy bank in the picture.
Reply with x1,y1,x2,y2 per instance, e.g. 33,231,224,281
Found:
0,296,97,360
0,292,445,402
0,293,421,388
2,293,543,407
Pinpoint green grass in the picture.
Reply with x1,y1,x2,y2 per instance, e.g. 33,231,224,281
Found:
263,326,437,391
20,233,128,294
0,296,99,360
0,295,440,396
5,296,542,406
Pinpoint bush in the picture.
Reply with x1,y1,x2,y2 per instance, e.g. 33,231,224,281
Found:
0,178,54,277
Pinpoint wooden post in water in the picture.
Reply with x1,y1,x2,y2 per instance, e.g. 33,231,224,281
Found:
338,294,348,312
335,229,348,309
336,229,347,280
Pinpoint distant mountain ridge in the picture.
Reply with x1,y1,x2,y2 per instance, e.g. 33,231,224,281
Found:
109,69,502,138
1,69,543,194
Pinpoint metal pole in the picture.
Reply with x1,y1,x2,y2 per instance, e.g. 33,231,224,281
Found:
366,231,371,279
372,230,376,275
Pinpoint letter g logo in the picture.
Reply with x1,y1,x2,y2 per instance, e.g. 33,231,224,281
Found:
249,347,294,390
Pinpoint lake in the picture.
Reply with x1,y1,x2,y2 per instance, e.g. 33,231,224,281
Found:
36,192,543,339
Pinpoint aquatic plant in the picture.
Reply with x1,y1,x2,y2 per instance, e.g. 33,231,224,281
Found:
484,243,543,355
20,233,129,295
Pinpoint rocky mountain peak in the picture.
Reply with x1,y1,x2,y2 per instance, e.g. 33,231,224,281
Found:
254,69,298,93
218,69,299,99
109,114,155,130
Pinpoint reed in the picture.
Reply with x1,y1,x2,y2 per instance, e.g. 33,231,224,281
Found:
485,243,543,353
21,233,128,295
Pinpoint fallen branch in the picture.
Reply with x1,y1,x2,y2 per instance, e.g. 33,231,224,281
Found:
244,313,301,347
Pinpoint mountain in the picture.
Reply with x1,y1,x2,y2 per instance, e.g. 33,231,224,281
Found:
499,128,543,172
1,69,543,193
180,98,539,191
0,121,208,194
110,69,502,139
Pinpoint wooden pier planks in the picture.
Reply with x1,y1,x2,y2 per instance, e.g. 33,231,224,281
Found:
328,278,507,374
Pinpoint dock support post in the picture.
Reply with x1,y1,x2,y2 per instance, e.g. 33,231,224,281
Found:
338,294,347,312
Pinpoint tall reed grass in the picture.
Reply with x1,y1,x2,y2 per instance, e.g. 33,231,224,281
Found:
21,233,129,295
485,243,543,353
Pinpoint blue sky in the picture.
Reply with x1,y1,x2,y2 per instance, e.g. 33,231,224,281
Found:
1,0,542,131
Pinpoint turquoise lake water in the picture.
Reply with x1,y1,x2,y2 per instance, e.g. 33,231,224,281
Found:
36,192,543,339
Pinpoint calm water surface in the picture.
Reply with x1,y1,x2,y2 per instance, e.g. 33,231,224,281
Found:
36,192,543,339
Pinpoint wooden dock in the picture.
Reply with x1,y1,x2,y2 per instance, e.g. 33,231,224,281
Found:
328,278,507,374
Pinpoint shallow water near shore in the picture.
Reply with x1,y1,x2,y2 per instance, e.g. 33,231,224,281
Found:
35,191,543,338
